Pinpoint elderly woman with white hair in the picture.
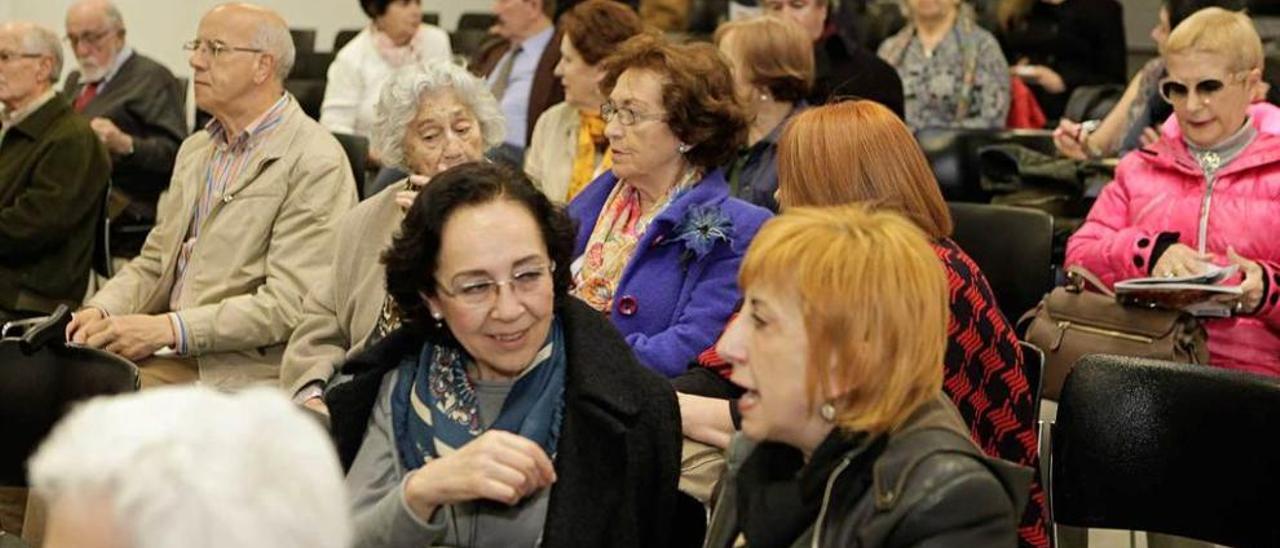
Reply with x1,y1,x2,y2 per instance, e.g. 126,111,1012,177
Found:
280,60,504,414
29,386,350,548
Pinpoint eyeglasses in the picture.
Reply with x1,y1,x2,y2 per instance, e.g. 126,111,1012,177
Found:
65,29,116,47
435,263,555,307
1158,71,1249,105
0,50,43,64
182,39,263,59
601,101,666,127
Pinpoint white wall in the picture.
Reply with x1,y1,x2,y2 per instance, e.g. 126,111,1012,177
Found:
0,0,492,80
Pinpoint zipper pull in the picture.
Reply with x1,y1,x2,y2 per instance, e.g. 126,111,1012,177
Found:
1053,321,1069,351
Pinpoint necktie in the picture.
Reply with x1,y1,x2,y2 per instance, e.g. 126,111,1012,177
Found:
490,45,523,100
74,82,100,112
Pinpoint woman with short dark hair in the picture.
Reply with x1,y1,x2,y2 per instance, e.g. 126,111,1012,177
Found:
330,162,682,548
567,33,773,377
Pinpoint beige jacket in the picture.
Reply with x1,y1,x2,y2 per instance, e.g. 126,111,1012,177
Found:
280,182,403,396
524,102,607,204
89,98,358,388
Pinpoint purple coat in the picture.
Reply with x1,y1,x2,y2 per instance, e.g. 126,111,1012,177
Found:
569,169,772,377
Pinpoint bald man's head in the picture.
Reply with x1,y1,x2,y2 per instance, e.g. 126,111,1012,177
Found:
189,3,295,117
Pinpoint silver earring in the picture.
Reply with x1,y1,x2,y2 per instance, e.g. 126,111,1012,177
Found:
677,143,691,154
820,402,836,422
431,312,444,328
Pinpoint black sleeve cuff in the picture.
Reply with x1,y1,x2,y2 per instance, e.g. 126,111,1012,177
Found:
1147,232,1182,275
729,399,742,430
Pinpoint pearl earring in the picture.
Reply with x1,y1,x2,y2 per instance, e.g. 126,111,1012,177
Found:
677,143,691,154
431,311,444,328
820,402,836,422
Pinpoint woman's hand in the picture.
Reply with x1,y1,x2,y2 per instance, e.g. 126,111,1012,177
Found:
1152,243,1212,278
402,431,557,521
677,392,735,450
1225,247,1265,314
1052,119,1090,160
1015,64,1066,94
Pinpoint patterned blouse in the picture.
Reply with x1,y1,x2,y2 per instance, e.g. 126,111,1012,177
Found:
878,16,1010,131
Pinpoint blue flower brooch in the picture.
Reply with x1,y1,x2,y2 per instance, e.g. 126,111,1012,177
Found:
668,204,734,269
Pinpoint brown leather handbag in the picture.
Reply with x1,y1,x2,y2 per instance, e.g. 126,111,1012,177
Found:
1021,266,1209,400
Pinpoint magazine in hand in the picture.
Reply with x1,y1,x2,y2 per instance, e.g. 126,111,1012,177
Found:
1114,264,1243,317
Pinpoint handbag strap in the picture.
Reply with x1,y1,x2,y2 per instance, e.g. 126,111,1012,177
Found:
1066,265,1116,298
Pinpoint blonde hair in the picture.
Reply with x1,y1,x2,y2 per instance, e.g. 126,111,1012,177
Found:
714,15,815,102
1165,7,1263,72
777,99,953,239
739,204,948,435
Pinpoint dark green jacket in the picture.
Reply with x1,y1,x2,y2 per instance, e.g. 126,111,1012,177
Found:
0,94,110,314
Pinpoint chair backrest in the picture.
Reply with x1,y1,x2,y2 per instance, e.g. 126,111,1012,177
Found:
947,202,1054,323
458,12,498,31
289,51,335,80
0,308,138,486
289,28,317,53
423,12,440,26
1061,84,1125,124
284,79,327,121
93,182,113,279
916,128,1055,202
334,29,361,52
332,132,369,199
450,29,492,59
1051,355,1280,547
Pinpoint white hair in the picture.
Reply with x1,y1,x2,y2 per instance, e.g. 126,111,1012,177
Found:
372,59,506,171
28,386,351,548
249,17,295,81
10,23,64,84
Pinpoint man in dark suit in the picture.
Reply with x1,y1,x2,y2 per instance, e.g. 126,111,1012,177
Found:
762,0,904,118
64,0,186,258
0,22,110,322
471,0,565,167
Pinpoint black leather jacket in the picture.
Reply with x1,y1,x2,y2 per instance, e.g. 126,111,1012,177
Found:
705,395,1031,548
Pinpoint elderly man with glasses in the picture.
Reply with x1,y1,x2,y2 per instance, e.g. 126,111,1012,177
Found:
64,0,187,259
66,2,357,390
0,22,110,324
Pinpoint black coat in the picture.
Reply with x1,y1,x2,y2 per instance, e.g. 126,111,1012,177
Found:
706,396,1031,548
811,33,905,119
0,95,109,314
328,297,684,548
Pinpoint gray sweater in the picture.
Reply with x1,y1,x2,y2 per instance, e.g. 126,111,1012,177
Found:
346,371,551,547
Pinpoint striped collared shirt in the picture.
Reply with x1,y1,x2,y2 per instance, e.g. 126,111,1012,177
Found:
167,94,290,354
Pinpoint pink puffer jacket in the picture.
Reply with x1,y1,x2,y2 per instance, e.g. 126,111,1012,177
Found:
1066,102,1280,376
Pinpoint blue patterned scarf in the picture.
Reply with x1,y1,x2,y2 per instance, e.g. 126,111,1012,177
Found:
390,321,567,471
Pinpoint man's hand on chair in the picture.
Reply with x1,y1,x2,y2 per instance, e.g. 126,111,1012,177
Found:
70,313,176,361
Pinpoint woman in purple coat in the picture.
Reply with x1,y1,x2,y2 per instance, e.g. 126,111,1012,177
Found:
567,33,771,377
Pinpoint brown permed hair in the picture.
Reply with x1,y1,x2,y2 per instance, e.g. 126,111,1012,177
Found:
559,0,644,65
598,33,749,170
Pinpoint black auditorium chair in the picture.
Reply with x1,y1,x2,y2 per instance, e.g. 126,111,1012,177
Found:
0,306,139,487
289,51,335,80
917,128,1055,203
457,12,498,31
285,79,327,121
332,132,369,200
289,28,317,53
1047,355,1280,547
1061,84,1125,125
423,12,439,26
334,29,361,52
947,202,1054,323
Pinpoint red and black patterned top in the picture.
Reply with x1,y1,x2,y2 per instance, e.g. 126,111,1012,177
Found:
694,238,1047,548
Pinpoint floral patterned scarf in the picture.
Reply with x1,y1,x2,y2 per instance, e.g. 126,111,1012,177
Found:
572,169,700,312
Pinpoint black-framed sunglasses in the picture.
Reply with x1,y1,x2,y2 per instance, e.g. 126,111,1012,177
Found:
1158,71,1249,105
